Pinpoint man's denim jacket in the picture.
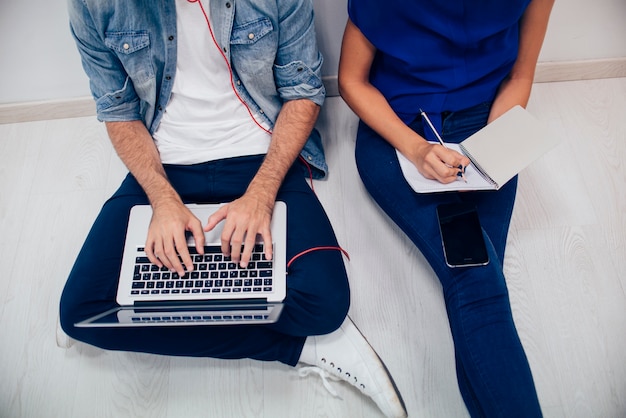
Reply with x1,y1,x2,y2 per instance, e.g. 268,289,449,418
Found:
68,0,328,178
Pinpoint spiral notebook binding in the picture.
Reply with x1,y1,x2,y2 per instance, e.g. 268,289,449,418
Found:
459,144,498,188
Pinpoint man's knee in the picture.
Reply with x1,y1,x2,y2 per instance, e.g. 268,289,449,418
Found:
318,291,350,335
299,285,350,336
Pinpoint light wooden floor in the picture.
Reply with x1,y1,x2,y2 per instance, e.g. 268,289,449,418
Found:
1,78,625,418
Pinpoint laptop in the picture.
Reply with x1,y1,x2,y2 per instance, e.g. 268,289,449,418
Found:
75,202,287,327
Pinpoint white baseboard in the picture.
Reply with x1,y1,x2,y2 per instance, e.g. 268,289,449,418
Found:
534,57,626,83
1,58,624,125
0,96,95,125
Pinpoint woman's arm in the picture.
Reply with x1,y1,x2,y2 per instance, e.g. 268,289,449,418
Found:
490,0,555,122
338,19,468,184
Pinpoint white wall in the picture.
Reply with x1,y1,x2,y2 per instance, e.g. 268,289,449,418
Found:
1,0,625,105
0,1,90,103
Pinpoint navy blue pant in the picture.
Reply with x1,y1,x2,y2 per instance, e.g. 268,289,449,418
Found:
60,155,349,366
355,102,542,417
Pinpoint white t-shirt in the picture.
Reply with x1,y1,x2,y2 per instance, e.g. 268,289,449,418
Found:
153,0,271,165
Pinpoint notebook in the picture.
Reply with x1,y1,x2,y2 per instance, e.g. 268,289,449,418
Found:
75,202,287,327
396,105,560,193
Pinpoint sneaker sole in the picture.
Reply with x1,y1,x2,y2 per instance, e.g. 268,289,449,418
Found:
347,318,408,416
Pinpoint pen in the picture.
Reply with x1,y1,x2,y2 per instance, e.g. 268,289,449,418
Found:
419,109,467,183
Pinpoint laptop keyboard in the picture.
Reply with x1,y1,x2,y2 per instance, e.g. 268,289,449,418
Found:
130,244,274,296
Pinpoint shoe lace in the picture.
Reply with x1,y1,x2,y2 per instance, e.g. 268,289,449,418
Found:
297,366,343,399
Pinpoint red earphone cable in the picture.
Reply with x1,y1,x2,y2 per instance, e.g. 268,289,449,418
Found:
287,246,351,270
187,0,347,266
188,0,272,136
188,0,317,190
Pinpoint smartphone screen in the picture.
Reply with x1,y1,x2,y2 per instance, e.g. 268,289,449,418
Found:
436,203,489,268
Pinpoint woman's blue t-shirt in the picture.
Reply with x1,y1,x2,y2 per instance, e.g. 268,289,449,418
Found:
348,0,531,125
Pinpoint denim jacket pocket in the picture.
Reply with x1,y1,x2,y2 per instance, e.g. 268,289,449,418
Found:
104,31,155,82
105,31,149,53
230,17,273,45
230,18,276,79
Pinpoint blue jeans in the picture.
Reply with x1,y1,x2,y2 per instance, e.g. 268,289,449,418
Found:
60,155,349,366
355,103,542,417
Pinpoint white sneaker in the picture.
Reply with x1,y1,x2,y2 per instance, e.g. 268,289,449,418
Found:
56,316,75,349
298,316,407,418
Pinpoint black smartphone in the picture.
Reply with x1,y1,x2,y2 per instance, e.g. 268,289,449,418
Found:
436,203,489,268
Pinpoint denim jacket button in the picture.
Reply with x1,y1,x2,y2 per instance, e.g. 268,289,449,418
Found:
248,33,255,40
123,43,130,50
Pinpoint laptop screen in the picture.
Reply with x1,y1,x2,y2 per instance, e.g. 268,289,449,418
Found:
75,303,284,327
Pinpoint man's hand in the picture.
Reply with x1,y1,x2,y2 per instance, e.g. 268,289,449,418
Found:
204,192,274,268
145,201,206,276
105,120,203,276
202,99,319,267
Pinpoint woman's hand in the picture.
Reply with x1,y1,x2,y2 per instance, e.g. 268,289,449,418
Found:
489,77,533,123
407,142,471,184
